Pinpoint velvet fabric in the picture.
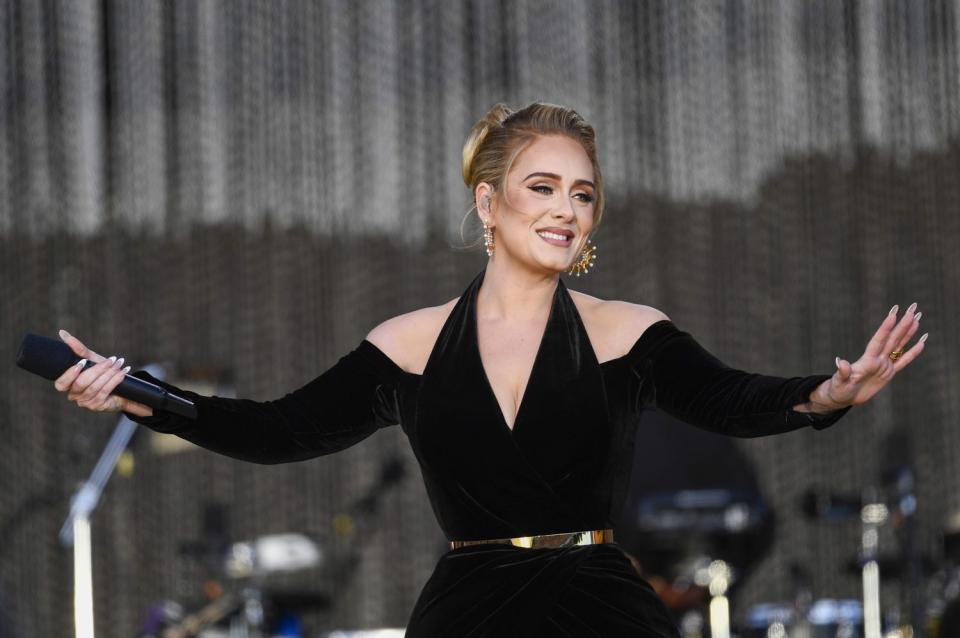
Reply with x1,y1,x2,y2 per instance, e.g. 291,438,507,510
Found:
124,266,852,636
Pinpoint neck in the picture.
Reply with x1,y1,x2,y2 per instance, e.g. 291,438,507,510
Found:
478,256,559,321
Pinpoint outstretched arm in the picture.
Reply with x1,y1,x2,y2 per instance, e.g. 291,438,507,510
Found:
630,320,852,437
122,340,402,464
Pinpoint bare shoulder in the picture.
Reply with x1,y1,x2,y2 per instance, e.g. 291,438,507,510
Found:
365,296,460,374
567,289,671,362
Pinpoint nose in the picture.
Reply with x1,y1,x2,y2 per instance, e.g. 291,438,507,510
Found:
551,196,577,221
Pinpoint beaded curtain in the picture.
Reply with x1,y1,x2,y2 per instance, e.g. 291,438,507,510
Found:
0,0,957,635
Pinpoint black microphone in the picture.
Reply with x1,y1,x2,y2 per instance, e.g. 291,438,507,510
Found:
15,333,197,419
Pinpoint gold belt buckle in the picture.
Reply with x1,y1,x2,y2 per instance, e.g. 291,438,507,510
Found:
450,528,614,550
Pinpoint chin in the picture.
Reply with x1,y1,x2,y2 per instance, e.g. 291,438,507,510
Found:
530,255,573,274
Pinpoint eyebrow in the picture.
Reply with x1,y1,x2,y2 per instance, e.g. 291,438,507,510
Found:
522,172,595,189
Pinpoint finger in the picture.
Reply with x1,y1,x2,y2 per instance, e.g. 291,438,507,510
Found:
54,358,88,392
69,356,117,397
92,365,131,410
882,302,919,355
70,356,120,401
892,333,928,373
835,356,851,381
58,329,88,357
864,305,900,358
58,329,104,363
79,357,125,405
98,363,130,401
893,310,921,352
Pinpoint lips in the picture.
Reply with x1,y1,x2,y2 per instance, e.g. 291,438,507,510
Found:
536,227,574,238
537,229,573,247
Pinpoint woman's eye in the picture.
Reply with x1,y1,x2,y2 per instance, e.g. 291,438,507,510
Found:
529,185,594,203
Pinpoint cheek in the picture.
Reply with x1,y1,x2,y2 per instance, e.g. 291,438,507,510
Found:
578,207,595,228
505,189,546,218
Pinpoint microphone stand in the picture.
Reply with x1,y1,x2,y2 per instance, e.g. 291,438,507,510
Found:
59,363,168,638
860,486,888,638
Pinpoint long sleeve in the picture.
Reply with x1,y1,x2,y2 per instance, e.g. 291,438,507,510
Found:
629,320,852,437
121,340,403,464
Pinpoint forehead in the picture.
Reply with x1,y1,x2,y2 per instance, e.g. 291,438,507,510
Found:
509,134,593,182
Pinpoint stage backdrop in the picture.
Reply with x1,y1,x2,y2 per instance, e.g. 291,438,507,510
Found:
1,0,958,635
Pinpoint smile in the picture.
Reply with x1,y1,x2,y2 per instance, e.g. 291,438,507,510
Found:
537,231,572,247
537,230,572,246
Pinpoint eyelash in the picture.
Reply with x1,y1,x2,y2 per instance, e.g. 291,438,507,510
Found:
530,185,595,203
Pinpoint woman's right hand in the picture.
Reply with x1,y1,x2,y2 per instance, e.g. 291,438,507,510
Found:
53,330,154,418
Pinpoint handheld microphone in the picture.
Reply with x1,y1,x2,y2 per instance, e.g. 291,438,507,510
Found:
15,333,197,419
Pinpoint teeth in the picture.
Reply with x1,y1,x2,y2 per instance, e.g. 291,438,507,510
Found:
538,231,570,241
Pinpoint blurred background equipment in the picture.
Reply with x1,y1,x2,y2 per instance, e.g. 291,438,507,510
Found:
137,455,407,637
2,1,957,636
619,408,956,637
223,533,321,580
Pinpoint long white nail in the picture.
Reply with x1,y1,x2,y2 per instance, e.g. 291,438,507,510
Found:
920,333,929,343
889,304,898,316
914,311,922,322
835,356,841,368
59,329,71,341
76,358,87,369
108,355,117,363
122,366,131,373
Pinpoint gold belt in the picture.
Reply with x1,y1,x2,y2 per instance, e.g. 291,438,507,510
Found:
450,528,614,550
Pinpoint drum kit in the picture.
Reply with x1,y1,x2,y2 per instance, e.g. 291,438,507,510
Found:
618,432,960,638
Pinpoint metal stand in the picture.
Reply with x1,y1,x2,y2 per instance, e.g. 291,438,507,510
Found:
861,488,888,638
705,559,733,638
72,515,94,638
59,363,168,638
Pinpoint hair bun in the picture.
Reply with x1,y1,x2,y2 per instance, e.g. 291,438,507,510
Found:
461,103,514,187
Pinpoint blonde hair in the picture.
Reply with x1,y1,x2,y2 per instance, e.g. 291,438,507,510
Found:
459,101,605,249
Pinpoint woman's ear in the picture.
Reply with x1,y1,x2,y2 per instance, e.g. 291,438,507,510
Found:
474,182,495,224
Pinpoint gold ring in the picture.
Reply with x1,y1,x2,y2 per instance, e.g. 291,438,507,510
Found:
888,349,904,361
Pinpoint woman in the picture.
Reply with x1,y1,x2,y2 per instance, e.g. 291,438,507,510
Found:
54,102,927,636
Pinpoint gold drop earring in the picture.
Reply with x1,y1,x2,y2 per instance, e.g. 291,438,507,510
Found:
483,221,495,256
566,237,597,277
482,194,495,257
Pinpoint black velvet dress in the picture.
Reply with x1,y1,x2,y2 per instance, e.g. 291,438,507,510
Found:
123,266,852,637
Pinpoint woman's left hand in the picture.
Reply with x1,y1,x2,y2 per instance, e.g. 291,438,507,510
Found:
819,302,928,409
